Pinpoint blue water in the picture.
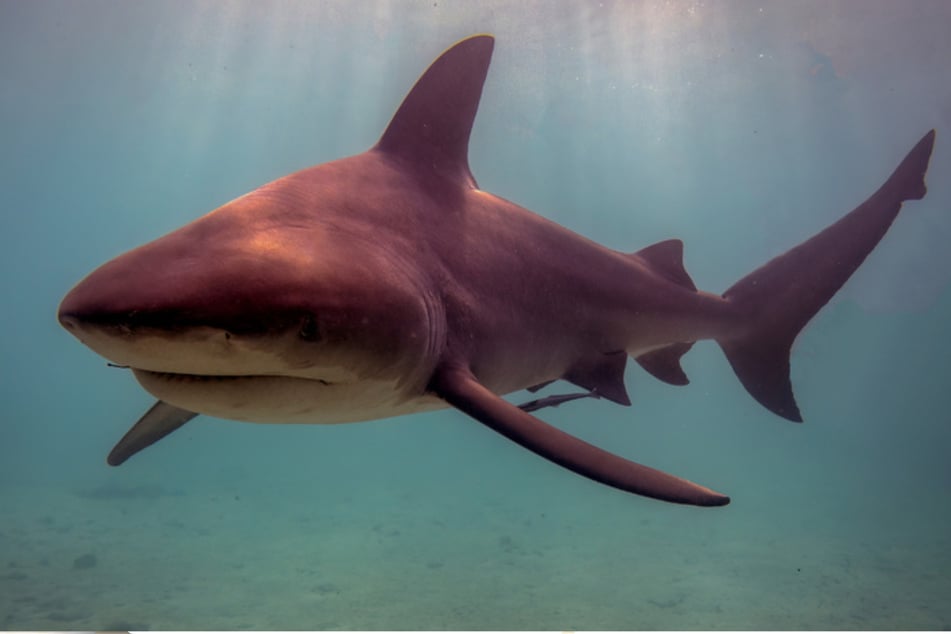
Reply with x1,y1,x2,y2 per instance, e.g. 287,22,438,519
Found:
2,0,951,629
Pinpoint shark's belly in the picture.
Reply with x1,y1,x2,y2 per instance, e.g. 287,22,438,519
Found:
133,370,447,423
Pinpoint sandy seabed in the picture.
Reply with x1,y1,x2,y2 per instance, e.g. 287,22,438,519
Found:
1,474,948,631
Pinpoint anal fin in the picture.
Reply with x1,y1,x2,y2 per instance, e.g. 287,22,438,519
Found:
108,401,197,466
430,363,729,507
636,342,694,386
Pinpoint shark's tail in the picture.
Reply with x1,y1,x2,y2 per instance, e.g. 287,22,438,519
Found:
717,130,936,421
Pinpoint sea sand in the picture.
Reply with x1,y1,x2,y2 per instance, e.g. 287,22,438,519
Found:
2,462,948,630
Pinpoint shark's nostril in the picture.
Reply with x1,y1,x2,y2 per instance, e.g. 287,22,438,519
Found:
59,313,79,330
299,314,321,342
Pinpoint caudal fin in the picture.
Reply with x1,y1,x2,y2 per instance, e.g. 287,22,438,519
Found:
719,130,936,421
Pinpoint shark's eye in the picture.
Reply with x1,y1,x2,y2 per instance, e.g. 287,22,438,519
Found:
299,314,321,342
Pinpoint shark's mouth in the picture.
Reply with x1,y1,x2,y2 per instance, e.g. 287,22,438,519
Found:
130,369,343,419
135,369,334,386
127,367,438,425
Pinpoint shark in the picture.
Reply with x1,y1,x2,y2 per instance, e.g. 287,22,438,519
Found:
58,34,936,507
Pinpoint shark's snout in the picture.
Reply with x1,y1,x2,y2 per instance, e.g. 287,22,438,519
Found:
58,263,176,347
58,279,123,332
57,237,277,374
58,230,290,338
58,309,79,332
58,277,125,341
57,213,434,384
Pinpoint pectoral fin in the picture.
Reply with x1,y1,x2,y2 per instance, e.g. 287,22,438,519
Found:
429,364,729,506
107,400,198,466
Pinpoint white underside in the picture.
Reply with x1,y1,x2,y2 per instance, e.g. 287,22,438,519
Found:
133,369,447,424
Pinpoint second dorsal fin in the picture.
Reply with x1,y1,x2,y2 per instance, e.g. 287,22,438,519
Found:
631,239,696,291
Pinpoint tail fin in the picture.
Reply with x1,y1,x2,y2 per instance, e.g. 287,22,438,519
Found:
719,130,936,421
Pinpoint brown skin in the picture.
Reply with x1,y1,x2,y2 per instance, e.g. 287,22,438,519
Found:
59,35,935,506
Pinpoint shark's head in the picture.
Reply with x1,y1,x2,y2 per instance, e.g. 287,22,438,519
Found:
58,34,494,423
58,168,445,422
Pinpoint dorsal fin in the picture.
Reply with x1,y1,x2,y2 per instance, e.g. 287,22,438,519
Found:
375,34,494,189
631,239,696,291
564,351,631,406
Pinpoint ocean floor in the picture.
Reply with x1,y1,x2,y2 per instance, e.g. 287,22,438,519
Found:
2,471,949,630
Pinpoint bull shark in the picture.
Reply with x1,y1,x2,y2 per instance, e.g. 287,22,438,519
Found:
58,34,936,507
